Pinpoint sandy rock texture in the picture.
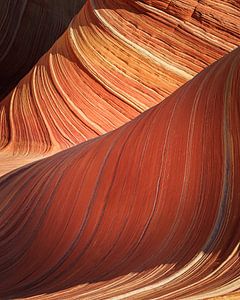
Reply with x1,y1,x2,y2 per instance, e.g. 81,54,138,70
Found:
0,1,240,299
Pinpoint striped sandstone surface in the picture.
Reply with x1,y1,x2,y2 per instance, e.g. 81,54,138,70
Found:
0,0,239,158
0,0,240,299
0,44,240,300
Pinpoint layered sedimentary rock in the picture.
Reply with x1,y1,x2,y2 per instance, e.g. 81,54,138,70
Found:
0,0,85,99
0,45,239,299
0,0,239,158
0,0,240,299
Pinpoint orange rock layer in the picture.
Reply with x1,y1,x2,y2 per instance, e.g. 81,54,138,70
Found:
0,0,239,156
0,45,239,299
0,1,240,299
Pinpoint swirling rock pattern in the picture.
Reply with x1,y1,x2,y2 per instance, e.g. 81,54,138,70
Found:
0,0,85,99
0,0,239,157
0,45,239,299
0,0,240,299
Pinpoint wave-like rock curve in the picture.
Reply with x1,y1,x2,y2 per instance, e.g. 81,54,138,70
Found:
0,0,239,156
0,46,239,299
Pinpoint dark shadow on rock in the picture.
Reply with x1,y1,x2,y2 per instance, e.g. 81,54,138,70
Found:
0,0,86,100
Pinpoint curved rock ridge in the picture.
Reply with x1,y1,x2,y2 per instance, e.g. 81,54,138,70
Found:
0,0,85,100
0,46,239,299
0,0,239,156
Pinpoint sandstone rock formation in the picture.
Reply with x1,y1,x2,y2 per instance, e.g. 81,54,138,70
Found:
0,0,240,299
0,0,239,157
0,44,239,300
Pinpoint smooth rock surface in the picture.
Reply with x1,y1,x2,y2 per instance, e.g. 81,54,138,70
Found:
0,1,240,299
0,0,239,158
0,45,239,300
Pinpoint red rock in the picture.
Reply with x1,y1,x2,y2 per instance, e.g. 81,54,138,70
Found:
0,1,240,298
0,0,239,157
0,45,239,299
